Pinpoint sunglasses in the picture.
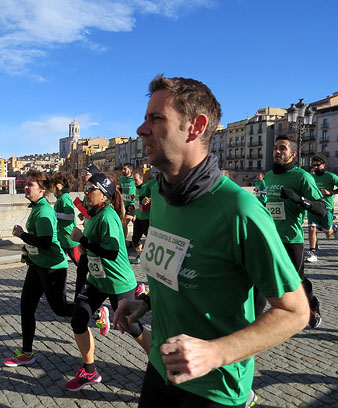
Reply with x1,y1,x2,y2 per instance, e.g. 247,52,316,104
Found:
84,185,99,193
312,164,322,167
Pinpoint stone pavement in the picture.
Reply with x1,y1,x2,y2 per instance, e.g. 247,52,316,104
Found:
0,232,337,408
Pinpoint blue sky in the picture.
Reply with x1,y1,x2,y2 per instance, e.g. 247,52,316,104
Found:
1,0,338,159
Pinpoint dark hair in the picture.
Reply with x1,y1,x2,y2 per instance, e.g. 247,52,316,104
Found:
50,172,74,191
123,163,133,169
148,74,222,147
275,135,297,153
26,170,51,196
85,163,100,175
312,154,327,165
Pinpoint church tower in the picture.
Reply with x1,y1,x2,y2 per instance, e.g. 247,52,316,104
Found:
59,119,81,158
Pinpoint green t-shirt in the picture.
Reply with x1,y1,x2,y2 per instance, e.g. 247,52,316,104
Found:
54,193,79,249
144,176,301,406
254,179,267,204
85,205,137,294
264,167,323,243
25,198,68,269
119,175,136,207
311,171,338,210
135,178,157,220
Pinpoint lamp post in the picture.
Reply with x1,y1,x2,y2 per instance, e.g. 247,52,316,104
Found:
287,99,314,167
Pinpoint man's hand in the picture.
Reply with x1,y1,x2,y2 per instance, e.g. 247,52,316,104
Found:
12,224,24,237
70,227,83,242
112,299,149,334
142,197,151,205
160,334,221,384
280,187,302,204
320,188,332,196
78,213,84,221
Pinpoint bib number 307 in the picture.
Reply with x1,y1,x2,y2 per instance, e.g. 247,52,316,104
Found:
140,227,190,291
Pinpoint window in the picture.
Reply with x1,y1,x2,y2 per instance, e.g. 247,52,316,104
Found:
229,162,233,169
278,122,283,130
249,161,253,169
258,123,263,133
249,125,253,135
323,118,328,126
322,130,328,141
235,136,239,145
257,160,261,169
240,160,244,169
235,161,239,169
241,136,245,145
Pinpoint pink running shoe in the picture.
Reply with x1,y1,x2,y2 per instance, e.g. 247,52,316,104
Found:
4,349,35,367
66,367,102,391
95,306,110,336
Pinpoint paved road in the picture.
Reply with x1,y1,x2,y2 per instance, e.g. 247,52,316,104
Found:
0,233,337,408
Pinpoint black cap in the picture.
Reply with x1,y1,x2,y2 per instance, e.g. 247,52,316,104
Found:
88,173,116,199
85,164,100,175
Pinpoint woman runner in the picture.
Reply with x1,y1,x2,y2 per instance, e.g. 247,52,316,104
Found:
4,170,73,367
66,173,151,391
50,171,80,265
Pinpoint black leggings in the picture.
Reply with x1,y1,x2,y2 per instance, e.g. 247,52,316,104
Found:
71,282,143,337
139,362,245,408
132,218,150,247
74,253,88,301
284,242,315,306
21,264,74,353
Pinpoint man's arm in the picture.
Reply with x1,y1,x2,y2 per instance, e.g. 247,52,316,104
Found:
161,283,309,384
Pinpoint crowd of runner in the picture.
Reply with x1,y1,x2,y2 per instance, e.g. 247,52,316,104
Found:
3,74,335,408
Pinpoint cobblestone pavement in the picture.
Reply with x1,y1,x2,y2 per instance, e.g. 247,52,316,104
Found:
0,233,337,408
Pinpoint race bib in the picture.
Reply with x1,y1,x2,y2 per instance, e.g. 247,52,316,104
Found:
134,199,140,210
26,245,39,255
122,193,132,202
88,256,106,278
140,227,190,291
266,202,286,220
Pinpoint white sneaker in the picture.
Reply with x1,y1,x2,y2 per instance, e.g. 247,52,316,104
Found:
305,250,317,263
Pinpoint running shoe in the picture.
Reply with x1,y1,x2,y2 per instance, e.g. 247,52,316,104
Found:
245,389,258,408
130,255,140,264
332,224,338,239
305,250,317,263
309,296,322,329
135,283,146,298
95,306,110,336
65,367,102,391
4,349,35,367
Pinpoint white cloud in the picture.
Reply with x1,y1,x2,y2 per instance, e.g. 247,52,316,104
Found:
21,114,99,135
0,0,214,75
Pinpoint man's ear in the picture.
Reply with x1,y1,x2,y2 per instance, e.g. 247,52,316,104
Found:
187,114,208,141
290,151,297,161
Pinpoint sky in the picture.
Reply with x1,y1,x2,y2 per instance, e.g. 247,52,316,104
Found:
1,0,338,159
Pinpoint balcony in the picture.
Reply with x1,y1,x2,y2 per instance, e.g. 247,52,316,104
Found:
275,127,291,136
227,142,233,147
321,123,329,129
246,153,263,160
227,155,233,160
319,138,329,143
302,135,316,142
301,149,316,156
322,151,330,157
248,140,263,147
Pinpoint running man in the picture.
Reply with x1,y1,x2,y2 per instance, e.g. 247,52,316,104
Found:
119,163,136,238
130,173,156,265
253,172,267,207
264,136,327,328
305,154,338,263
113,75,309,408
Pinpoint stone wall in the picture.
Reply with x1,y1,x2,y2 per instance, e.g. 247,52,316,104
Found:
0,193,84,242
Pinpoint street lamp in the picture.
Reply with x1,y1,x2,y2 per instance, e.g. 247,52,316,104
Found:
287,99,314,167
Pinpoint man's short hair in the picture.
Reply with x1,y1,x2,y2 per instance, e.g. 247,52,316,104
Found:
123,163,133,169
275,135,297,153
312,154,327,165
148,74,222,147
